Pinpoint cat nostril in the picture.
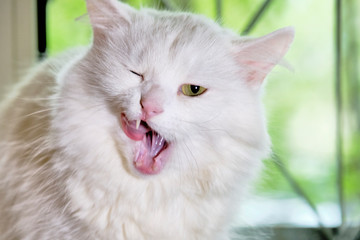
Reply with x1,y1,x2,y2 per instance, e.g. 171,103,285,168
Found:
140,99,163,119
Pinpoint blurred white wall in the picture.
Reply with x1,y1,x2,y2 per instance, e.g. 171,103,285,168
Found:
0,0,37,99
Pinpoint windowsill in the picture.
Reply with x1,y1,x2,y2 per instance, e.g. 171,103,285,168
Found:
235,197,341,228
232,197,360,239
233,226,339,240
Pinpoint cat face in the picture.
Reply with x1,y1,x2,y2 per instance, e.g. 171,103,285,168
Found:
59,0,294,177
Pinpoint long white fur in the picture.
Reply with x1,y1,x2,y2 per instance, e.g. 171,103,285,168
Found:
0,1,294,239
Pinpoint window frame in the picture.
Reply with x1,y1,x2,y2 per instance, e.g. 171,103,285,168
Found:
0,0,37,98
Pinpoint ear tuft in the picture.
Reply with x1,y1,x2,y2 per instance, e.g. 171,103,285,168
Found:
86,0,134,37
233,27,295,88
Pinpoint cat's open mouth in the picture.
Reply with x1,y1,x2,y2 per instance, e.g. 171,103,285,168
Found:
120,114,170,175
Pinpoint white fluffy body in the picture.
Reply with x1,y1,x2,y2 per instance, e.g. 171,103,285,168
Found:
0,1,294,239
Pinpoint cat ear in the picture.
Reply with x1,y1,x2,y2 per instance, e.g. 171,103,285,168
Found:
233,27,295,88
86,0,134,38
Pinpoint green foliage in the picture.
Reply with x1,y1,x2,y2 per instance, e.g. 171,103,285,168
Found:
345,135,360,200
47,0,92,55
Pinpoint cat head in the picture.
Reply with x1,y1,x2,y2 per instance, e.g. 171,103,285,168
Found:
60,0,294,177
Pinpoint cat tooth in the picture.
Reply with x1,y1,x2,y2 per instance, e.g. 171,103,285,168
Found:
136,119,140,129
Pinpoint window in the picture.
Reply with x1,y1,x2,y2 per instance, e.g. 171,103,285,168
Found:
0,0,37,98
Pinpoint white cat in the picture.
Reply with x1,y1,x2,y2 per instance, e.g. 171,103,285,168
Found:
0,0,294,239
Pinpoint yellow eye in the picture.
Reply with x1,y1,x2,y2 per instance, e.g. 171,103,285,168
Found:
181,84,207,97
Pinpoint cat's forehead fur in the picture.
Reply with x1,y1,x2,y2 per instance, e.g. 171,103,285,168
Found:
137,9,230,46
148,15,228,77
113,10,233,78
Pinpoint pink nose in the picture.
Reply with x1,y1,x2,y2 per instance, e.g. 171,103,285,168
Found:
141,98,163,120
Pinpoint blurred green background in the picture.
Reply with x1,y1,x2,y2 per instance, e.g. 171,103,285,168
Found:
46,0,360,227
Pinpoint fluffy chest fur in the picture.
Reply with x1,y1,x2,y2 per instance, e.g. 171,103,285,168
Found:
0,0,293,239
66,163,236,240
